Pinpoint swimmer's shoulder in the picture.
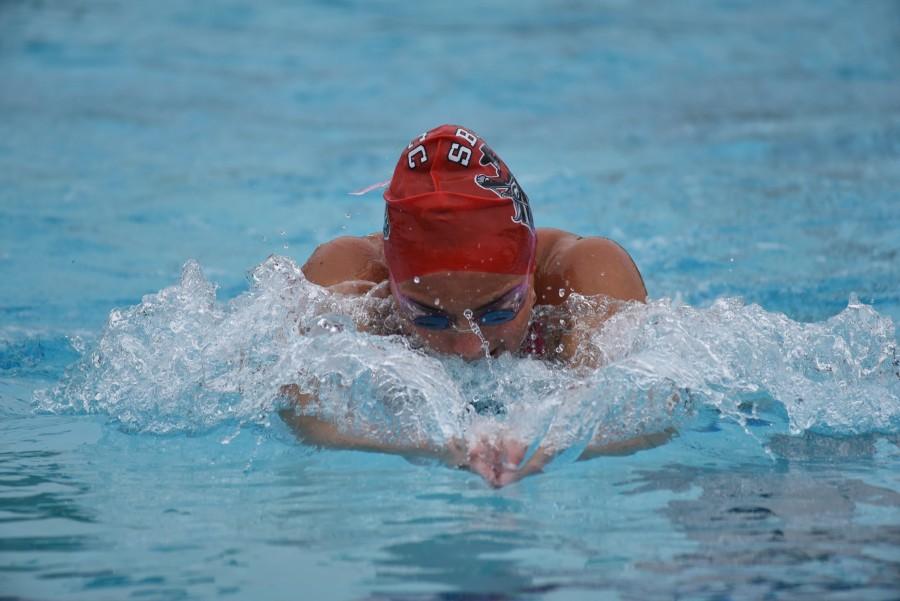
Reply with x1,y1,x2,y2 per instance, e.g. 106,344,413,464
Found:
534,228,647,304
301,233,388,287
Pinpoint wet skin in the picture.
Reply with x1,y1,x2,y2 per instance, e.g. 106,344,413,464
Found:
392,271,536,361
284,227,658,487
300,228,647,363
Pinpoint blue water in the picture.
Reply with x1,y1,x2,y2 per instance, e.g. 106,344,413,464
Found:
2,1,900,599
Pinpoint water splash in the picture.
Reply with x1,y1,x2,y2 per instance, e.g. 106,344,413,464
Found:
35,258,900,457
594,294,900,436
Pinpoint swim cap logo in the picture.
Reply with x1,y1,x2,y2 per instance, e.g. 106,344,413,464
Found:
475,144,535,231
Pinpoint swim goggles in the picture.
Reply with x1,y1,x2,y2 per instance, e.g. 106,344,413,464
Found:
394,280,529,331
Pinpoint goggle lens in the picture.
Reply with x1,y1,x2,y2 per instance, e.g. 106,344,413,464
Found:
395,279,528,332
477,309,517,326
413,314,453,330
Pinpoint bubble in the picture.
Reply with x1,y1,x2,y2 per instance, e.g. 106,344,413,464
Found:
434,298,441,306
413,276,421,284
463,309,474,321
316,317,344,333
558,288,566,298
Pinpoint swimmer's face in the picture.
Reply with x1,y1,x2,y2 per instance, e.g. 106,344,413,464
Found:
391,271,536,361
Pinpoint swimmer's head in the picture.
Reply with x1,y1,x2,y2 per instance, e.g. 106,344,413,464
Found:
382,125,536,282
383,125,537,359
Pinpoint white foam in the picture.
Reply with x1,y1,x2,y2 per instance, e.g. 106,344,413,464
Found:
35,258,900,455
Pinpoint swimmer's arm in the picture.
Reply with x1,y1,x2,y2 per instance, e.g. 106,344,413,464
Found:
291,238,470,460
538,237,669,458
300,234,392,332
579,428,676,458
552,237,647,366
278,385,467,466
279,410,467,465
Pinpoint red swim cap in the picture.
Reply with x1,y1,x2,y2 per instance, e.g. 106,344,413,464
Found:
383,125,536,283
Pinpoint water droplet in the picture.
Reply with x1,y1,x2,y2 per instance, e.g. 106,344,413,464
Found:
558,288,565,298
466,319,491,359
69,336,86,354
433,298,440,306
413,276,421,284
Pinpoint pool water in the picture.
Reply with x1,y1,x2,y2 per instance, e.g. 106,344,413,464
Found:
2,1,900,599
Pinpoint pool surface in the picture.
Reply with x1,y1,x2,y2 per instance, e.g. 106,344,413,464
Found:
2,1,900,599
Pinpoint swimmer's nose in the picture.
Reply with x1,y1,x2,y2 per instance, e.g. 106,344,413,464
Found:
450,331,487,361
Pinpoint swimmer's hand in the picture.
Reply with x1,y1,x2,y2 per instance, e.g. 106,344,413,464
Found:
463,437,553,488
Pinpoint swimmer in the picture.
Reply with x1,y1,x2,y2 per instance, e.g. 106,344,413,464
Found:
281,125,670,486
